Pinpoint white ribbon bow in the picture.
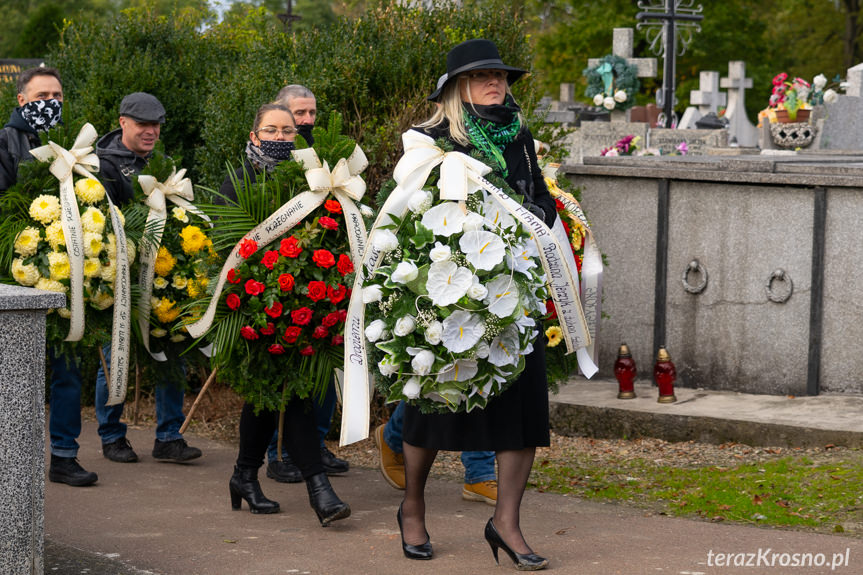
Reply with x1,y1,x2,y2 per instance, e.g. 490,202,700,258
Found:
139,168,196,215
292,145,369,201
29,122,100,183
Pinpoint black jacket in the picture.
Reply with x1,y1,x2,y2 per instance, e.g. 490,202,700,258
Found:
412,124,556,227
95,128,150,206
217,158,258,206
0,108,42,192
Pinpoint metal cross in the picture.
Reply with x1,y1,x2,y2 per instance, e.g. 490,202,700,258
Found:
636,0,704,128
277,0,302,32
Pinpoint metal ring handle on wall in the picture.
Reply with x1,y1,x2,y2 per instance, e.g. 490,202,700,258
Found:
682,259,708,294
766,269,793,303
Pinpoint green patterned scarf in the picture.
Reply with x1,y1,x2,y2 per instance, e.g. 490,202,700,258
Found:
464,106,521,178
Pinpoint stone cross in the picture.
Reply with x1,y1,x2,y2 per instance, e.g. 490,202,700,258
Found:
587,28,658,79
720,61,758,147
691,71,727,115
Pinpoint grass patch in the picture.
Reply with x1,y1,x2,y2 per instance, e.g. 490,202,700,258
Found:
530,453,863,534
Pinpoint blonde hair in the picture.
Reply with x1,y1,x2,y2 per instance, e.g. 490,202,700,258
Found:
418,74,524,146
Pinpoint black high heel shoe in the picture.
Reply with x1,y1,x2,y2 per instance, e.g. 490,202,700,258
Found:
484,518,548,571
397,503,433,560
229,465,280,514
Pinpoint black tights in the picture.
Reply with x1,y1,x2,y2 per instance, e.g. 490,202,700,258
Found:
401,442,537,554
236,397,323,479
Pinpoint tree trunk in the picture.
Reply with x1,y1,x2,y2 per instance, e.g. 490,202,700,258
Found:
844,0,862,69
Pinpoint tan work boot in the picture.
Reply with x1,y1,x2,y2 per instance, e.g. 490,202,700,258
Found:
462,480,497,506
374,423,405,490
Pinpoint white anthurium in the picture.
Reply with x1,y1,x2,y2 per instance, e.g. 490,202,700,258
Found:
421,202,466,237
365,319,387,342
378,356,401,376
507,240,538,276
614,90,627,103
436,359,479,383
429,241,452,262
484,275,520,318
407,190,433,214
593,93,604,106
482,196,516,230
466,275,488,300
469,379,494,398
394,315,417,336
515,312,536,334
391,260,419,284
475,340,490,359
603,96,616,110
426,260,473,306
441,309,484,353
403,376,422,398
462,211,485,232
488,325,521,367
424,320,443,345
460,230,506,271
362,284,383,303
373,229,399,252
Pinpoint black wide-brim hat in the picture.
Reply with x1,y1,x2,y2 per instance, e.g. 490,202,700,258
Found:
427,38,527,101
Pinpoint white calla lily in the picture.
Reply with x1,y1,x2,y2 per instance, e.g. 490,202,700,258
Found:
422,201,466,237
488,325,521,367
441,310,484,353
436,359,479,383
460,230,506,270
484,275,520,318
426,260,472,306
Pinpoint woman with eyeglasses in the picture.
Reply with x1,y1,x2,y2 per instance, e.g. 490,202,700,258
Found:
395,39,555,570
218,102,351,527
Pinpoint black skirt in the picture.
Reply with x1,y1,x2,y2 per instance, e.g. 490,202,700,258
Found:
402,337,550,452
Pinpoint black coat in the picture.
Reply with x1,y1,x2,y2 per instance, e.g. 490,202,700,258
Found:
95,128,150,206
0,108,41,192
217,158,258,206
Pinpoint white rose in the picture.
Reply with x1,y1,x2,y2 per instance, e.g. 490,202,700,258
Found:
394,315,416,337
362,284,383,303
593,93,604,106
429,241,451,263
360,204,375,218
462,212,485,232
407,190,433,214
476,340,490,359
467,277,488,300
603,96,616,110
813,74,827,91
373,229,399,253
365,319,387,342
411,350,435,375
824,88,839,104
424,321,443,345
391,261,419,284
614,90,627,103
403,376,421,399
378,357,400,376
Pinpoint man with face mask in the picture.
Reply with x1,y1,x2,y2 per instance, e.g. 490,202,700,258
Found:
275,84,317,147
0,67,64,191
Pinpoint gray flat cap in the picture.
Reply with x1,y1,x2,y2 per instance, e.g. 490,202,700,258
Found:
119,92,166,123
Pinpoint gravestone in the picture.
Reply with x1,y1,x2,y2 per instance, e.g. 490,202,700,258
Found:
0,59,45,85
720,61,758,147
815,62,863,150
648,127,728,154
680,71,727,129
587,28,658,121
567,122,650,162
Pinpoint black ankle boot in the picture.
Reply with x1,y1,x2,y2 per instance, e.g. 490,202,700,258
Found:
229,465,279,514
305,472,350,526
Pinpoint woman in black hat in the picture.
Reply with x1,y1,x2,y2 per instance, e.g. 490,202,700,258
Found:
397,39,555,570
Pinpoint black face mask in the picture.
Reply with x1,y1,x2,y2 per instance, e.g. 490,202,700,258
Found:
258,139,296,160
296,124,314,146
20,98,62,132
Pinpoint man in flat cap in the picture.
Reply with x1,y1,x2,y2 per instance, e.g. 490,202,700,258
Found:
94,92,202,465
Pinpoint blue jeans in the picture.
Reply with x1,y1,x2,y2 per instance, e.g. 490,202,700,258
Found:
49,351,83,458
384,401,496,484
266,379,338,462
95,344,186,444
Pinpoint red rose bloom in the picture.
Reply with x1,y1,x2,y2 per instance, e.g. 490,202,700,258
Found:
268,344,285,355
226,293,241,310
575,254,583,273
555,198,565,211
307,281,327,302
291,307,313,325
331,334,344,346
324,199,342,214
227,268,242,284
261,250,280,270
240,326,258,340
283,326,301,343
313,325,329,339
238,238,258,259
337,309,348,323
546,300,557,320
265,301,283,318
318,216,338,230
245,279,265,296
322,311,339,327
336,253,354,276
312,249,335,268
561,219,571,237
261,322,276,335
299,345,315,356
279,236,302,258
328,284,347,304
278,273,295,292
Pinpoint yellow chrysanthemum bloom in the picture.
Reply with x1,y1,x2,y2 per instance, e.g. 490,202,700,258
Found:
153,276,169,290
13,226,41,257
48,251,71,281
153,246,177,277
74,178,106,204
172,207,189,223
180,225,208,255
57,307,72,319
91,290,114,310
35,277,66,293
154,297,180,324
83,232,104,258
172,275,188,289
186,277,208,298
103,233,117,257
83,257,102,279
45,221,66,251
11,258,40,286
126,239,136,264
80,206,106,234
29,195,61,225
170,333,186,343
151,327,168,338
545,325,563,348
113,207,125,227
101,259,117,282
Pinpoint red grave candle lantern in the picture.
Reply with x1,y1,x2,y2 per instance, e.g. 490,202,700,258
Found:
613,343,637,399
654,346,677,403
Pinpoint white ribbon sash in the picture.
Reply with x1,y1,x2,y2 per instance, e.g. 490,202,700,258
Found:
339,132,596,446
137,169,209,361
105,195,132,405
186,145,368,340
29,123,100,342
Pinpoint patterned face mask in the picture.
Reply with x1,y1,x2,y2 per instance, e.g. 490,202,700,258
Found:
296,124,315,146
258,139,296,160
20,98,62,132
